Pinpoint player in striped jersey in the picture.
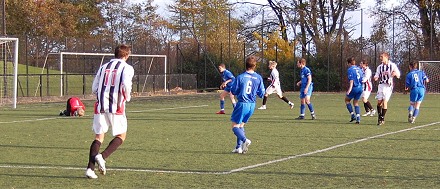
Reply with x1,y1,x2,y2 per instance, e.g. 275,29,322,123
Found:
405,61,429,123
360,60,376,117
295,58,316,120
216,63,236,114
258,60,294,110
373,52,401,126
230,56,265,154
85,44,134,179
345,58,363,123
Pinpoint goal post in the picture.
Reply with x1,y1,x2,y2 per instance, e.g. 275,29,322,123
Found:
0,37,19,108
41,52,167,97
418,61,439,93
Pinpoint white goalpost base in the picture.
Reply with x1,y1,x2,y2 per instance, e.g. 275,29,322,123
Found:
43,52,167,97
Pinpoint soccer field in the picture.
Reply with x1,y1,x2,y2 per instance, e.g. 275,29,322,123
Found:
0,92,439,188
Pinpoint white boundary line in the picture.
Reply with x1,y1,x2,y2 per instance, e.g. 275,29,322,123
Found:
128,105,208,113
1,121,439,175
0,105,209,124
0,117,58,124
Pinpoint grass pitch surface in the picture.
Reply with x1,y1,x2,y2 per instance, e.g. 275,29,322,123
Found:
0,92,439,188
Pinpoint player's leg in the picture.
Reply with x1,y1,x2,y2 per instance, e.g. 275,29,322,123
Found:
295,91,306,119
353,92,362,123
228,92,236,108
231,103,245,153
86,113,108,178
305,87,316,119
277,88,294,109
259,88,271,109
217,91,227,114
411,89,425,123
345,95,355,122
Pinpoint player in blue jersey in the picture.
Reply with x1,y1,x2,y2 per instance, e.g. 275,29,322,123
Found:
405,61,429,123
229,56,265,154
216,63,236,114
295,58,316,120
345,57,364,124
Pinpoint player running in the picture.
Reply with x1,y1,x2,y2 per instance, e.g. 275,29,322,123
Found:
374,52,401,126
258,60,294,110
359,60,376,117
405,61,429,123
216,63,236,114
295,58,316,120
229,56,265,154
85,44,134,179
345,58,364,124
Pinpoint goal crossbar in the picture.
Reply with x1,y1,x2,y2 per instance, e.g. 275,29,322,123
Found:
47,52,167,96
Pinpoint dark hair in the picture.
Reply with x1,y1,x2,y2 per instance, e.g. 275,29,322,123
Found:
298,58,306,65
361,59,368,66
219,63,226,68
115,44,131,59
381,52,390,58
347,57,355,65
409,61,418,69
245,56,257,70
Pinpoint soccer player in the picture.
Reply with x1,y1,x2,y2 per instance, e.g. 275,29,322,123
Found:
373,52,401,125
258,60,294,110
230,56,265,154
345,58,364,124
295,58,316,120
360,60,376,117
216,63,236,114
405,61,429,123
59,96,85,117
85,44,134,179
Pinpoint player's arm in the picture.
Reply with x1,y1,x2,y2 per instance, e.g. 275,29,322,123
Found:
347,80,353,95
304,74,312,93
91,68,103,94
257,76,266,98
373,66,380,81
122,66,134,102
391,64,401,79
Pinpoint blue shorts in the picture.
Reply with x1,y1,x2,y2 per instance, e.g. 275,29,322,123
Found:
346,87,363,100
224,85,232,92
410,88,425,102
230,102,256,124
300,85,313,99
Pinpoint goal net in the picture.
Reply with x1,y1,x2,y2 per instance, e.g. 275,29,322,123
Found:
419,61,440,93
0,38,19,108
38,52,167,97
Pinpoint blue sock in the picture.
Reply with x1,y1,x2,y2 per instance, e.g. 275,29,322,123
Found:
232,127,246,148
408,105,414,112
346,103,353,114
307,103,314,113
413,109,420,117
300,104,305,115
220,100,225,110
354,106,360,121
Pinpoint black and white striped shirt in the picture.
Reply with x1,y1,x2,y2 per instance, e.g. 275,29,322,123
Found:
374,61,400,85
92,59,134,114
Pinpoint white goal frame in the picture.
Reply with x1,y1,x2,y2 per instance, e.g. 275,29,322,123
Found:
0,37,19,108
43,52,167,96
418,60,439,93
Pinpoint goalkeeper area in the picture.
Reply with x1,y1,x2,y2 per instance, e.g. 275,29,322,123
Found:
419,61,440,93
0,93,439,188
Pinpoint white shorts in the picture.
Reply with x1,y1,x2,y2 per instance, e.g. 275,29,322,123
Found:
266,85,283,96
375,84,393,101
93,113,128,136
361,90,372,99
